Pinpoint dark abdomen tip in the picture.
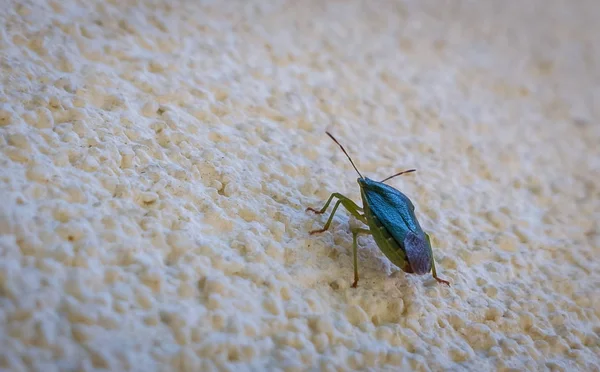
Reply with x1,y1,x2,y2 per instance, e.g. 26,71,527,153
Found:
403,231,432,275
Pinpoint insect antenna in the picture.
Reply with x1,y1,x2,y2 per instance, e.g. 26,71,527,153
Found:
325,131,363,179
380,169,416,183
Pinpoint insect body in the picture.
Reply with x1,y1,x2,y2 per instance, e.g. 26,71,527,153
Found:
307,132,450,288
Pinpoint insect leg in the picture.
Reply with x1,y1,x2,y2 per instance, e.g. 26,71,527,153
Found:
425,233,450,286
351,227,370,288
308,195,366,235
431,261,450,286
306,193,363,214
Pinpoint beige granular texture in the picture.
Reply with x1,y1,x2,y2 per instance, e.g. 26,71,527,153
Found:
1,0,599,371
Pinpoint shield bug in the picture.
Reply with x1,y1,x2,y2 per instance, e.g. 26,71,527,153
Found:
307,132,450,288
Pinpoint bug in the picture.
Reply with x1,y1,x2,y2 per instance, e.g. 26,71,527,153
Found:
306,132,450,288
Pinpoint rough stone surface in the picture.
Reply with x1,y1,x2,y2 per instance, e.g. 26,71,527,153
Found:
1,0,599,371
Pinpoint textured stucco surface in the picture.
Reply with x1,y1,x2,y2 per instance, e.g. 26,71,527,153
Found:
1,0,599,371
